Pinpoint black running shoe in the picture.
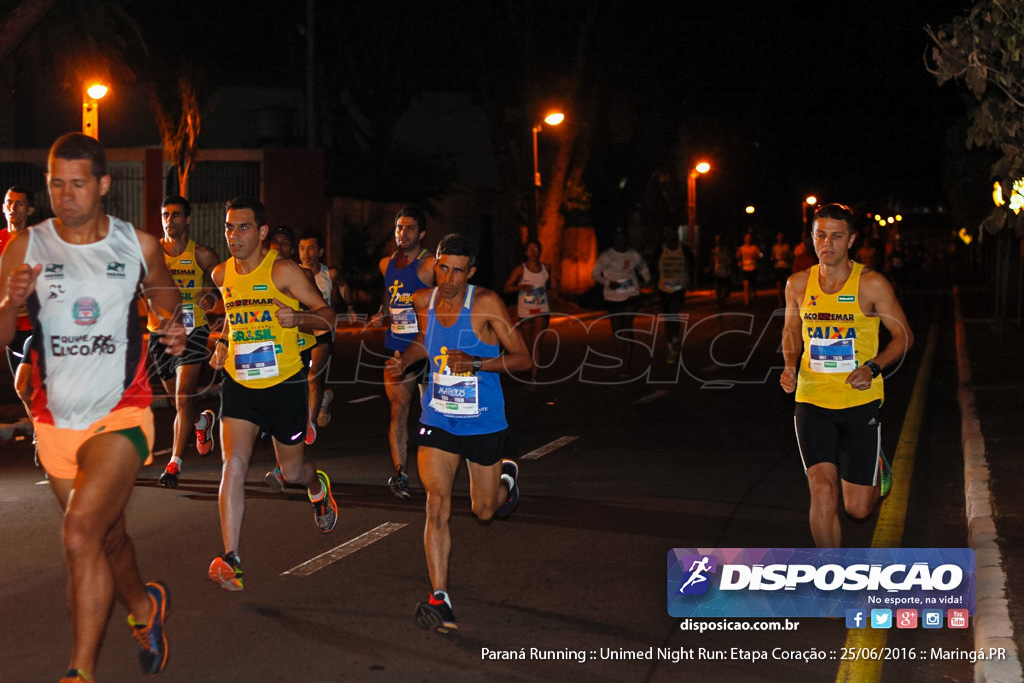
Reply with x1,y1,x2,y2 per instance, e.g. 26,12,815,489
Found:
496,459,519,518
415,591,458,634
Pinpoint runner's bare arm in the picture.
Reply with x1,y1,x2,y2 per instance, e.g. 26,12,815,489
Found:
447,288,531,375
844,271,914,389
0,232,34,348
780,271,808,394
273,259,334,331
138,230,186,355
195,244,222,311
417,253,436,287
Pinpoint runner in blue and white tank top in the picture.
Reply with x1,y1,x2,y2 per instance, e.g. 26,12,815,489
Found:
385,233,532,635
372,207,436,499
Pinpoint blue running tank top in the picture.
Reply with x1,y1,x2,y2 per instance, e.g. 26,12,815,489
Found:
384,249,429,352
420,285,507,435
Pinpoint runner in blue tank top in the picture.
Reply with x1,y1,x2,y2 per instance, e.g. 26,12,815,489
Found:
371,206,436,499
386,233,532,634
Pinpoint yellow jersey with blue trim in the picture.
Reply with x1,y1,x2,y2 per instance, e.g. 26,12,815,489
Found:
795,262,883,409
148,239,206,332
223,250,303,388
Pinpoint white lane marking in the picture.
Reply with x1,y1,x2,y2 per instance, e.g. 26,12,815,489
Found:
632,390,668,405
520,435,579,461
281,522,408,577
152,448,172,457
348,395,381,404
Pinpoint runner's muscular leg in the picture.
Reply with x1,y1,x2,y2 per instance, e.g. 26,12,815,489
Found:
384,369,417,471
275,439,318,490
418,446,461,591
218,417,259,554
170,362,203,459
806,462,842,547
466,459,507,521
52,432,150,675
841,479,880,520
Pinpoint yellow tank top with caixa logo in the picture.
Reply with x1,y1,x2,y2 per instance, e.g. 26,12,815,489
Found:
223,250,303,388
795,262,883,409
148,239,207,332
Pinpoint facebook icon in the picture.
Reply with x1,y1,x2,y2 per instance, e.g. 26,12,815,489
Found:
845,609,866,629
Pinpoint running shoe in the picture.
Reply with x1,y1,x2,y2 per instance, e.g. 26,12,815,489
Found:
310,470,338,533
414,591,458,634
265,466,285,493
59,669,89,682
496,458,519,518
127,580,170,675
158,461,180,489
317,389,334,427
388,470,411,500
305,411,317,446
195,409,216,455
208,551,243,591
879,450,893,498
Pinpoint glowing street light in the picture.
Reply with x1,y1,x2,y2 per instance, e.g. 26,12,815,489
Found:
745,205,756,214
687,161,710,255
530,111,565,240
82,82,108,140
802,195,817,232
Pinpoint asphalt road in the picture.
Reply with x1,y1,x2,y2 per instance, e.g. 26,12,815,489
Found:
0,287,978,682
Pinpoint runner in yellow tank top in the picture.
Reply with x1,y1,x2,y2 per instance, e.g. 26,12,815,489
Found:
206,197,340,592
780,203,913,548
148,195,221,489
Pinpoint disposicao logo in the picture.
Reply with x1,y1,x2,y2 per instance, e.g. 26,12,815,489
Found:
667,548,975,619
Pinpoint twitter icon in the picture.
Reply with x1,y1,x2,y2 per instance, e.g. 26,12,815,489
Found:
870,609,892,629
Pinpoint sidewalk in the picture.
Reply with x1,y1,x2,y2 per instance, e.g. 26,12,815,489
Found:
955,285,1024,682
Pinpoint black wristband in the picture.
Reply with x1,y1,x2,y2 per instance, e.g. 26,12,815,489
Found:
864,360,881,378
217,337,229,347
471,356,482,374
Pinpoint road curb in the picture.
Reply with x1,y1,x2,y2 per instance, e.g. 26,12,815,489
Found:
953,287,1023,683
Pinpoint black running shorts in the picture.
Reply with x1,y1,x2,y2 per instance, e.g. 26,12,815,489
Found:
148,324,211,381
416,424,508,466
794,399,882,487
221,371,308,445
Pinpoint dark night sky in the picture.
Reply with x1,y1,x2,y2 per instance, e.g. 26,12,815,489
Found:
98,1,979,231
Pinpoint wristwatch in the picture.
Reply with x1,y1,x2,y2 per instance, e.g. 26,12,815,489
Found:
471,356,483,374
864,360,882,378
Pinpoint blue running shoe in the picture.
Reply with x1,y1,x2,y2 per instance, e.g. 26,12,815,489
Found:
127,581,170,674
496,459,519,518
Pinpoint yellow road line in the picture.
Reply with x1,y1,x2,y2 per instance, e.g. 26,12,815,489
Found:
836,321,939,683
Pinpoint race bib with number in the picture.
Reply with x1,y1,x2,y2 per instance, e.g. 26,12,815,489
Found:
180,303,196,333
390,306,418,334
233,341,280,381
808,338,856,373
429,372,479,416
615,278,634,290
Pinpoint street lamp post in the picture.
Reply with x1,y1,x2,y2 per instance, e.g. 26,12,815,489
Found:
82,83,108,140
686,161,710,254
801,195,817,233
530,111,564,242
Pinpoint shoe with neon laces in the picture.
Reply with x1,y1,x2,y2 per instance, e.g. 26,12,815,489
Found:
310,470,338,533
496,459,519,517
879,450,893,498
316,389,334,427
59,669,89,682
158,461,180,489
127,581,170,675
388,470,411,500
208,551,243,591
195,409,216,455
265,466,285,492
304,410,317,446
415,591,458,634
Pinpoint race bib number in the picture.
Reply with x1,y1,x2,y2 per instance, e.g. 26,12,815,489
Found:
429,372,479,416
180,303,196,333
662,279,682,292
233,341,279,381
390,306,418,334
523,286,547,306
615,278,634,290
808,338,857,373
